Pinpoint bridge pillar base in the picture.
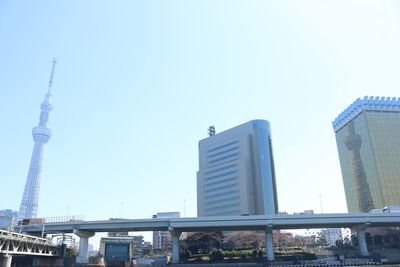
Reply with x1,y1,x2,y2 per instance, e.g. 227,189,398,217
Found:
0,255,12,267
357,230,369,257
73,229,95,264
170,229,181,264
265,228,275,261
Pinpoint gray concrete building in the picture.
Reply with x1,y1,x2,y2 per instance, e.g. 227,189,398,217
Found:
197,120,278,217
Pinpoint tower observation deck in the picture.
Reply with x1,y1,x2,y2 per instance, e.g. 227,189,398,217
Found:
18,59,57,220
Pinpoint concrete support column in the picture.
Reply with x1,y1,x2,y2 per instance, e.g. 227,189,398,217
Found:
170,228,182,264
265,228,275,261
73,229,95,264
357,230,369,257
0,255,12,267
78,237,90,264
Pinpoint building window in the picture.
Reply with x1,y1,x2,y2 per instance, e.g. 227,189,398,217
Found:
208,153,239,164
205,190,237,200
205,164,236,175
208,210,239,216
205,171,236,181
206,204,237,212
207,141,238,153
205,184,236,193
207,147,238,159
205,177,236,187
206,197,237,206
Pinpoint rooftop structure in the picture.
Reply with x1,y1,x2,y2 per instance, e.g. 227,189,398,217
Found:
333,96,400,133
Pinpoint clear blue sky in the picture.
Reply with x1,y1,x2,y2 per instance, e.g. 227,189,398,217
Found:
1,1,400,243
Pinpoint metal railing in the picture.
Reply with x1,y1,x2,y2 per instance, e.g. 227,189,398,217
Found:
20,215,85,225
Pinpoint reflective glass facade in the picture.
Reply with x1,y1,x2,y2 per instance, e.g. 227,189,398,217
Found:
334,96,400,212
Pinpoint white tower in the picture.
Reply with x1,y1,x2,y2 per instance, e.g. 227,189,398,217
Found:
18,59,57,220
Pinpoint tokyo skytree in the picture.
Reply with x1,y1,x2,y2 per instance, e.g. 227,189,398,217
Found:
18,59,57,220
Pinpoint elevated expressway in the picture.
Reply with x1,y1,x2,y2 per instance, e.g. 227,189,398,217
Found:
19,213,400,263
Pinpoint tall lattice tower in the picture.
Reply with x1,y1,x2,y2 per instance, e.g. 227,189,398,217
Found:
18,59,57,220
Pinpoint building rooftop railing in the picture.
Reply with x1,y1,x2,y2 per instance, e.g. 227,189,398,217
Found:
332,96,400,132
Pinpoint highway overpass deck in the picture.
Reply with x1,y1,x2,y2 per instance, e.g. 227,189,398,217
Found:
16,213,400,264
19,213,400,234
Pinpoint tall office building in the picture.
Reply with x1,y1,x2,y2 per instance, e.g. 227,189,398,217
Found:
333,96,400,213
18,59,57,220
197,120,278,217
152,212,180,250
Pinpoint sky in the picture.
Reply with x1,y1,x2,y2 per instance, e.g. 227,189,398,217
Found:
1,1,400,245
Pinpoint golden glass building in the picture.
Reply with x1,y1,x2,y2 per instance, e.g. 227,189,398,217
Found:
333,96,400,213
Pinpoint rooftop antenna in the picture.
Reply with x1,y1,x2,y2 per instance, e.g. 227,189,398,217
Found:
208,125,215,137
48,58,58,94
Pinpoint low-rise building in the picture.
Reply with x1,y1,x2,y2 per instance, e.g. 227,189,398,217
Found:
100,235,144,266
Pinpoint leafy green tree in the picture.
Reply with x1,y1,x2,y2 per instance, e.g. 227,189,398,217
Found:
316,233,329,247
